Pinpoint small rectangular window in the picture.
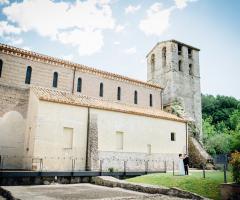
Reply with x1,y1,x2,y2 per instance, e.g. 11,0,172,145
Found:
188,48,192,58
149,94,153,107
0,59,3,78
171,132,175,141
117,87,121,100
53,72,58,88
134,91,138,104
178,44,182,55
63,127,73,149
116,131,123,150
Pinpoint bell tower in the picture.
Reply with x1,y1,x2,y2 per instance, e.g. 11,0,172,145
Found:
147,40,202,137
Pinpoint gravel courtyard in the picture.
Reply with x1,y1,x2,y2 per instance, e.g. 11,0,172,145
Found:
0,183,188,200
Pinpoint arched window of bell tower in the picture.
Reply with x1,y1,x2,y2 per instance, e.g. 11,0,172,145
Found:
150,54,155,72
178,60,182,72
189,64,193,75
162,47,166,67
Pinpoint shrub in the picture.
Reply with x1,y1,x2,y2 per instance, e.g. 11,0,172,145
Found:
108,167,114,172
230,151,240,184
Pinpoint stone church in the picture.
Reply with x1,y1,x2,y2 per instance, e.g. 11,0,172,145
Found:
0,40,201,171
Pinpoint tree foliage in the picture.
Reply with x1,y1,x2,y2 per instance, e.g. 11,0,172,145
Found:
202,94,240,155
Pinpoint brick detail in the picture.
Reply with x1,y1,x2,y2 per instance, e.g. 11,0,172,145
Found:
0,84,29,118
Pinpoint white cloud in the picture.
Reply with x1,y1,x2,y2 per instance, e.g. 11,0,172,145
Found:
139,3,174,36
124,47,136,55
140,59,146,64
125,4,141,14
3,0,69,38
3,0,115,55
0,21,21,36
0,0,9,5
139,0,198,36
175,0,198,9
5,36,23,45
11,38,23,45
61,54,74,61
57,29,104,56
115,24,125,33
22,46,31,51
114,41,120,45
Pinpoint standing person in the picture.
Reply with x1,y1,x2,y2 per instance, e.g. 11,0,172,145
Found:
183,154,189,175
178,154,185,175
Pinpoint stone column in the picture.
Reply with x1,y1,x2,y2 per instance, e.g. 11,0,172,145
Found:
86,112,99,171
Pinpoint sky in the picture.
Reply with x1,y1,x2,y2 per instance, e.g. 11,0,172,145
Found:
0,0,239,99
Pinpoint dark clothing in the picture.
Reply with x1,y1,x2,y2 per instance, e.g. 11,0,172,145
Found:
184,165,189,175
183,156,189,175
183,156,189,165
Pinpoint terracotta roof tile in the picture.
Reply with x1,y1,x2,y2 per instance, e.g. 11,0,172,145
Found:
31,86,187,123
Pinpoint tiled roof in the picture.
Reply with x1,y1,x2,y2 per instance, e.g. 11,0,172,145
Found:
31,86,187,123
0,43,163,90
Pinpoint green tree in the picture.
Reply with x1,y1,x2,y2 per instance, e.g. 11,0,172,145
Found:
204,133,231,156
230,109,240,131
230,131,240,152
202,94,240,154
202,94,240,129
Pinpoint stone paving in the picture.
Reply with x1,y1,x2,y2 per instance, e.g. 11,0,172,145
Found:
1,183,188,200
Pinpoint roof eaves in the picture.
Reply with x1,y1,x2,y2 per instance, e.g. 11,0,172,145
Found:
31,86,187,123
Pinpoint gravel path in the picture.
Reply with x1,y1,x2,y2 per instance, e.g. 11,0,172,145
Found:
1,184,188,200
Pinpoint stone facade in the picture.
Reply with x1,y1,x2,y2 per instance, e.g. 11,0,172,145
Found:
20,93,186,171
0,41,190,171
0,44,162,109
147,40,202,137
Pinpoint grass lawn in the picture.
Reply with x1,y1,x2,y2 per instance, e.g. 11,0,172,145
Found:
127,171,233,200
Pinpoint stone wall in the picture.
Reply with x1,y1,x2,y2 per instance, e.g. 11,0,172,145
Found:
88,108,187,172
98,151,180,172
0,51,162,109
0,84,29,118
93,176,209,199
25,97,89,171
0,84,29,169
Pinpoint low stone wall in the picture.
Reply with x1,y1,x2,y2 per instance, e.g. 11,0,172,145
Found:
0,186,16,200
92,176,210,200
0,176,92,186
220,183,240,200
98,151,179,172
